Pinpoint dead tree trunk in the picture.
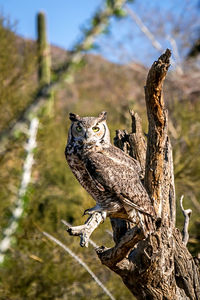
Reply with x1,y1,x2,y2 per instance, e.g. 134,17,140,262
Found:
66,50,200,299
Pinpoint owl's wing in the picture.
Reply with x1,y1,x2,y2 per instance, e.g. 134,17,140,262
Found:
84,148,155,217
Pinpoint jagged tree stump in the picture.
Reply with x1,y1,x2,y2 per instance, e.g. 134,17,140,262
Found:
66,50,200,300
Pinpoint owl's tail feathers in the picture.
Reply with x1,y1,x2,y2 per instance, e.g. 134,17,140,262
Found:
137,211,156,236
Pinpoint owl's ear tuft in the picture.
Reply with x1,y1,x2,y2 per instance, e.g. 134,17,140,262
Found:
69,113,81,122
98,111,107,122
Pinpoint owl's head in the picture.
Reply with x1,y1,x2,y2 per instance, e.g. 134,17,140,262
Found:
68,111,110,148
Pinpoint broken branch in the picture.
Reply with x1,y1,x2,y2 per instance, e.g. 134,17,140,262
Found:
144,49,171,217
180,195,192,245
96,226,144,269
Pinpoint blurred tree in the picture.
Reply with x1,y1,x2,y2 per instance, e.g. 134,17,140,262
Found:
93,0,200,68
169,99,200,255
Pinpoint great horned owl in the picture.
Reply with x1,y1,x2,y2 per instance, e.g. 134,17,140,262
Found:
65,111,155,233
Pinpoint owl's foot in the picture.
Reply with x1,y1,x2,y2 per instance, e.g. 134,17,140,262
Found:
64,212,104,247
83,205,107,222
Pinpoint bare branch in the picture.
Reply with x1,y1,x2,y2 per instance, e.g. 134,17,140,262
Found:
43,232,116,300
125,6,163,52
125,6,183,75
144,49,171,217
64,212,104,247
96,226,144,269
113,111,146,177
114,129,131,155
180,195,192,245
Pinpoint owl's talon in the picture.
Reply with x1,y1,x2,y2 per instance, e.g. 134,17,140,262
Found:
83,209,91,216
83,208,98,216
83,207,107,222
100,211,107,222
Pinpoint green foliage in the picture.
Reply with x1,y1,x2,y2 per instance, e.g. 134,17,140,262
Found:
169,99,200,255
106,0,115,9
0,16,37,133
113,8,127,18
0,92,134,299
92,13,101,27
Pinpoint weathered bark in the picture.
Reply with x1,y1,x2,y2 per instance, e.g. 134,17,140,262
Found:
66,50,200,299
144,49,170,219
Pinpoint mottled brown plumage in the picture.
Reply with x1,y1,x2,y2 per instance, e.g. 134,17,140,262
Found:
65,111,155,233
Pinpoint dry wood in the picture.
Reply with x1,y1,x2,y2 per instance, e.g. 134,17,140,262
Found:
180,195,192,245
144,49,170,218
65,50,200,299
129,110,147,176
96,226,145,270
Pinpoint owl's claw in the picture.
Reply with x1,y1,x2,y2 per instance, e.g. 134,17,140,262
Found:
83,207,107,222
82,209,90,216
97,210,107,222
82,210,87,216
83,204,101,216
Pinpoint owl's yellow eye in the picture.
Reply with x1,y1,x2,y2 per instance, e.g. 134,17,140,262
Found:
76,126,82,132
92,126,100,132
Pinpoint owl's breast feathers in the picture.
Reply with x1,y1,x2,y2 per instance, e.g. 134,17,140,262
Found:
66,143,155,219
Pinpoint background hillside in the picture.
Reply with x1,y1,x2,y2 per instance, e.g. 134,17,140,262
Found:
0,7,200,299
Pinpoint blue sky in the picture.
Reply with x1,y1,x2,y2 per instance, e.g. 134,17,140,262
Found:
0,0,103,50
0,0,199,66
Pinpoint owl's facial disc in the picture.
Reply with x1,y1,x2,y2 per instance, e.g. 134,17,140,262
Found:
71,121,106,147
69,112,110,148
85,122,105,144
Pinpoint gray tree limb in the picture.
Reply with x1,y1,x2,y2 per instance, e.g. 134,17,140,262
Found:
180,195,192,245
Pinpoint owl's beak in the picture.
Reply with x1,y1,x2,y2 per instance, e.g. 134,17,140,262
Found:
82,139,95,148
84,131,94,143
85,130,90,140
83,140,94,146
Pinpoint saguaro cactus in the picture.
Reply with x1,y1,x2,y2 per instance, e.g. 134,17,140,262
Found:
37,12,51,86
